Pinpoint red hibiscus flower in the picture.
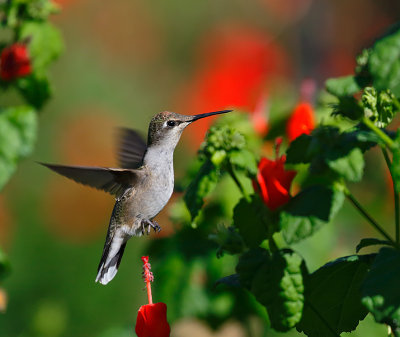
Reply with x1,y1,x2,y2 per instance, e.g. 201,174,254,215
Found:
135,256,170,337
253,139,297,210
0,43,31,81
286,102,315,142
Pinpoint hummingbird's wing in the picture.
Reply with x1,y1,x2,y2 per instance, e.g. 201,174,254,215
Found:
40,163,139,199
116,128,147,169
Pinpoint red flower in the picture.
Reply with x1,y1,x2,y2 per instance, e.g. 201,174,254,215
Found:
135,256,170,337
250,93,269,136
286,102,315,142
253,143,297,210
0,43,31,81
177,25,290,146
136,303,170,337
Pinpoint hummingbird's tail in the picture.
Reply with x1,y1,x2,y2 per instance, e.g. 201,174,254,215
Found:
95,234,127,285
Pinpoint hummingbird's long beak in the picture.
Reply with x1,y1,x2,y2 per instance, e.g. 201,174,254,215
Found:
189,109,232,122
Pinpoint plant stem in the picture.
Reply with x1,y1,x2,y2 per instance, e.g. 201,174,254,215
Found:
393,96,400,113
382,147,400,245
345,188,397,246
227,165,251,202
146,280,153,304
362,117,395,150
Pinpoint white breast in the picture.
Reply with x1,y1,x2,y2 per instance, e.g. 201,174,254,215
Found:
139,145,175,218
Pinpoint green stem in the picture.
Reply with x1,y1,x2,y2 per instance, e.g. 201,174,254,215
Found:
345,188,397,246
382,148,400,245
227,165,251,202
393,96,400,113
362,117,395,150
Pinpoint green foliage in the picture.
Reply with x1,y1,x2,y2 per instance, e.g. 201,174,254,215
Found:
19,21,63,73
184,159,219,225
325,75,361,97
362,87,397,127
390,131,400,193
183,112,258,226
236,247,270,288
236,248,307,331
297,255,373,336
0,0,63,189
362,248,400,329
251,249,306,332
330,96,364,121
147,227,264,329
356,238,393,253
233,195,275,248
0,247,11,282
16,74,52,109
168,23,400,336
369,25,400,97
0,0,59,26
208,225,245,257
200,124,245,165
0,106,37,190
286,126,365,182
280,185,344,244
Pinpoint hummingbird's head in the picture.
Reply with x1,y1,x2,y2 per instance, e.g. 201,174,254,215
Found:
147,110,232,148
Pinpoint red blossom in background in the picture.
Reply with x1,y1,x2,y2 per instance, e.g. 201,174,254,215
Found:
286,102,315,142
253,139,297,210
135,256,170,337
250,93,269,136
0,43,31,81
178,25,290,145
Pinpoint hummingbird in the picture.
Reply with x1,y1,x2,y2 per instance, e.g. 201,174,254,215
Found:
40,109,231,285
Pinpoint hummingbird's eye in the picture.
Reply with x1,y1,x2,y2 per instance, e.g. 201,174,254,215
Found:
167,120,176,127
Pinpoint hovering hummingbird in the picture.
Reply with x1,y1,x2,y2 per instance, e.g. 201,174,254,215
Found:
40,110,231,285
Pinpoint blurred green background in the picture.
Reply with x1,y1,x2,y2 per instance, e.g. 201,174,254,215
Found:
1,0,400,336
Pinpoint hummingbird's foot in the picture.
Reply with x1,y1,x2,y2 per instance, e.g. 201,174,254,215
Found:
142,219,161,235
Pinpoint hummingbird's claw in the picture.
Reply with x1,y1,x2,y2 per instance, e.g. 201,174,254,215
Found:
142,219,162,234
150,220,161,233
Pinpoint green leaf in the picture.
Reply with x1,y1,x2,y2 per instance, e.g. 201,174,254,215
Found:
327,148,364,182
362,247,400,328
19,21,63,73
369,26,400,97
0,247,11,281
229,149,258,176
280,185,344,244
286,134,313,165
233,195,275,248
0,106,37,190
356,238,393,253
1,0,60,26
209,225,245,257
297,255,374,337
330,96,364,121
25,0,60,20
325,75,361,97
251,249,306,332
16,74,52,109
236,248,270,289
286,126,366,182
184,160,219,223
